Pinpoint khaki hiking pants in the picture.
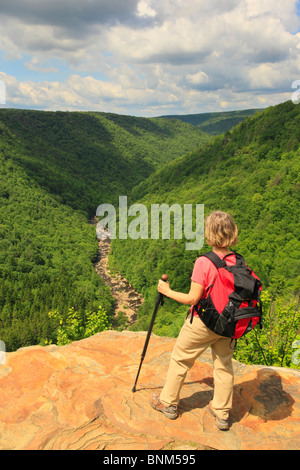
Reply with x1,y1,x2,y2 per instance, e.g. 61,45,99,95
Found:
159,314,234,421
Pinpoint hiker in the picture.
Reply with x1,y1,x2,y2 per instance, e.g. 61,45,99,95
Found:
150,210,240,431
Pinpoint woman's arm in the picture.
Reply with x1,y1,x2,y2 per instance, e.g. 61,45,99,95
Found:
157,279,204,306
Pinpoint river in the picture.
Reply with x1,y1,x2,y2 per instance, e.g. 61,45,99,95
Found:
89,217,144,327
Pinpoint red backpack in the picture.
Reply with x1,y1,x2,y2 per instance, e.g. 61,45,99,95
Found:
193,251,263,340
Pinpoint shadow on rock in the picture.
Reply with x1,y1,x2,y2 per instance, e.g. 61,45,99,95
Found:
231,368,295,423
176,369,294,423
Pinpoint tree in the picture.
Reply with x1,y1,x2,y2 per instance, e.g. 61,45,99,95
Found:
47,305,111,346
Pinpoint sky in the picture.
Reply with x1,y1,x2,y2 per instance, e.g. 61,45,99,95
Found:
0,0,299,117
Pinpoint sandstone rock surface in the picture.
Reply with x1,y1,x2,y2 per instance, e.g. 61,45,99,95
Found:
0,330,299,450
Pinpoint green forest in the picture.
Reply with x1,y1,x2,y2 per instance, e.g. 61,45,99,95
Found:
0,101,299,369
0,108,207,351
109,100,300,368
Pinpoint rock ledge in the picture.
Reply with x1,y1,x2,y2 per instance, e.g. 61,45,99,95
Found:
0,330,299,450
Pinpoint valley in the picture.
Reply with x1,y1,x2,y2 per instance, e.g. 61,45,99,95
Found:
0,102,299,368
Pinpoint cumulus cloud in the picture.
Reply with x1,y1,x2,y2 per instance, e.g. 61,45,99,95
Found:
0,71,123,110
0,0,299,115
0,0,140,30
187,71,210,87
137,0,157,18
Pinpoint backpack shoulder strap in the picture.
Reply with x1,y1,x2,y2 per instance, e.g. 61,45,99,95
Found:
200,251,226,270
228,251,246,266
201,251,246,269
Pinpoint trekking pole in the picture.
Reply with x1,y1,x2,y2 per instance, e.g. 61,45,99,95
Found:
132,274,168,393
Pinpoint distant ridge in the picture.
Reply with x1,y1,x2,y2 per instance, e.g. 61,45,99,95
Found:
157,108,264,135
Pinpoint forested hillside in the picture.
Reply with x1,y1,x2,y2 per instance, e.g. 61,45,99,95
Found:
0,109,208,350
0,109,209,214
158,108,264,135
109,100,300,367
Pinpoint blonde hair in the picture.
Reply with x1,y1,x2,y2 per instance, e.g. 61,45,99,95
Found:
205,211,239,248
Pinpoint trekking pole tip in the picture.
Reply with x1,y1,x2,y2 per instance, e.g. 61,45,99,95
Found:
132,386,136,393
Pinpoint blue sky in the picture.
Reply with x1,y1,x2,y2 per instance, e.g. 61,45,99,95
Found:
0,0,300,116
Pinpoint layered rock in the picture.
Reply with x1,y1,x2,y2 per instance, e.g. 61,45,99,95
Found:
0,330,299,450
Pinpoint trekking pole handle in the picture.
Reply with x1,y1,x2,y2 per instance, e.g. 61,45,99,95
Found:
157,274,168,306
131,274,169,393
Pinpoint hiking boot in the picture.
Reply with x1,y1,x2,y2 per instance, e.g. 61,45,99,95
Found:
208,402,230,431
149,393,178,420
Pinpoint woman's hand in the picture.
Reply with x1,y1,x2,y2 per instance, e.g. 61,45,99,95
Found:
157,279,171,297
157,279,204,306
